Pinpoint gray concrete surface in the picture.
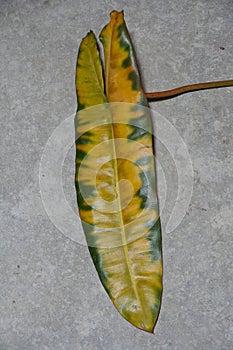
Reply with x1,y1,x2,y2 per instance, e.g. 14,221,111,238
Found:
1,0,233,349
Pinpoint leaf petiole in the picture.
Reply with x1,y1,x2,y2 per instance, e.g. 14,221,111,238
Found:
145,79,233,100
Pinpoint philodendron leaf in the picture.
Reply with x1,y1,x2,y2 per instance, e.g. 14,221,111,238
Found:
75,11,162,332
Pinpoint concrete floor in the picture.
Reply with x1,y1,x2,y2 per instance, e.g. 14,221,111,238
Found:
1,0,232,349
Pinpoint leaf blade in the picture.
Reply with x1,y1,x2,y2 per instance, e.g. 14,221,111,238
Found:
99,11,162,331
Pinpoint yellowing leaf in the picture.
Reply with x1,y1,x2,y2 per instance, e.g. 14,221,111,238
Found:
75,11,162,332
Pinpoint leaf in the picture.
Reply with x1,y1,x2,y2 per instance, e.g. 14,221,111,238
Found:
75,11,162,333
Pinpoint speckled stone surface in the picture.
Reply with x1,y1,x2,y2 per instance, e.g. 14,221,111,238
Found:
1,1,232,349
